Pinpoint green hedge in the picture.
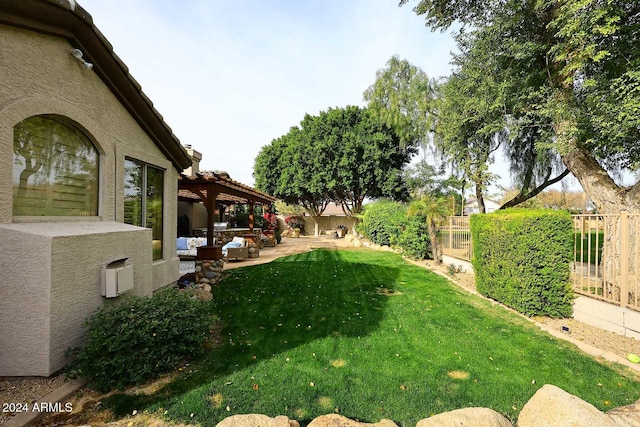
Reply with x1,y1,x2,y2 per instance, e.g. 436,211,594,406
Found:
67,287,216,391
470,209,574,317
358,200,406,246
358,200,431,259
391,214,431,259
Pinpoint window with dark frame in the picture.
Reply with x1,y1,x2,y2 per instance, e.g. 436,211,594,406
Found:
124,159,164,261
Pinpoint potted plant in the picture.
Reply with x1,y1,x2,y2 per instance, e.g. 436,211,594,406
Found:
285,215,305,238
336,224,348,237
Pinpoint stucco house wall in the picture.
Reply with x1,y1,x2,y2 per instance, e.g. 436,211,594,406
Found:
0,2,191,376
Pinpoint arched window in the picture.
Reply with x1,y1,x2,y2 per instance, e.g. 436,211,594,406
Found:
13,115,99,216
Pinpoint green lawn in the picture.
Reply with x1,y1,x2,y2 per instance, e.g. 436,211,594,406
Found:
574,231,605,264
102,249,639,426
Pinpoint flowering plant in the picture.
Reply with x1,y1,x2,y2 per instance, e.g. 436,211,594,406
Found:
262,213,277,230
285,215,305,231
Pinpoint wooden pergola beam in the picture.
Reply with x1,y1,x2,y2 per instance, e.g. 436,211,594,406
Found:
178,172,276,244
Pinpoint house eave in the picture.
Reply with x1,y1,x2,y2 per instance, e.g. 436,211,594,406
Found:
0,0,192,171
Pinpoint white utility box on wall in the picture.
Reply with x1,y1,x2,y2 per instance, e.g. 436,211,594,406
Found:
102,259,134,298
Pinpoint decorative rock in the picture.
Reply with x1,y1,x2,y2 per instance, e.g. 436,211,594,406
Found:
190,288,213,302
518,384,619,427
606,398,640,426
352,238,363,247
203,283,212,292
204,270,219,279
195,265,202,272
249,247,256,253
416,408,512,427
308,414,397,427
199,277,210,284
217,414,299,427
202,262,212,269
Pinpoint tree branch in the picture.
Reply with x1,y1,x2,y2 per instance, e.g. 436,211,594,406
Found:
499,168,571,209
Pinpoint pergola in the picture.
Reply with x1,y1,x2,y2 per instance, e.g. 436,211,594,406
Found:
178,171,276,246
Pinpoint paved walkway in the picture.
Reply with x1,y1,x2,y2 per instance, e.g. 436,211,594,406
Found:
223,235,353,270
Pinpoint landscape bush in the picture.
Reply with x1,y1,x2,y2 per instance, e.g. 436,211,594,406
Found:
67,287,216,391
392,213,431,259
234,211,249,227
359,200,431,258
471,208,574,317
358,200,406,246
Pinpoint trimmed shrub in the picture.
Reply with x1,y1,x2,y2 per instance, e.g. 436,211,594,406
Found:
67,287,216,391
392,213,431,259
358,200,406,246
471,209,574,317
358,200,432,258
234,211,249,227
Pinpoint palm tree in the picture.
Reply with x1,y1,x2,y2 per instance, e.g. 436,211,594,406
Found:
407,195,452,264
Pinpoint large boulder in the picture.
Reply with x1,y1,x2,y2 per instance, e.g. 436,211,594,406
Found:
518,384,618,427
216,414,299,427
307,414,397,427
606,398,640,427
416,407,512,427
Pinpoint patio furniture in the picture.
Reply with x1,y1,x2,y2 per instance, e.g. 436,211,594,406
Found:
223,237,249,261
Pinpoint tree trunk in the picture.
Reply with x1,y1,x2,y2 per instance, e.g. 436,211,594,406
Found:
561,148,639,214
474,181,486,214
428,218,442,264
560,141,640,307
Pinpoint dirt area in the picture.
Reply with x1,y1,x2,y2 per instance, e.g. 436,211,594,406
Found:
0,375,68,425
2,236,638,426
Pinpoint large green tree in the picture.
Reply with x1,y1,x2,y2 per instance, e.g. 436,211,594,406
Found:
363,55,437,150
401,0,640,214
439,33,571,211
364,53,568,214
254,106,413,217
254,125,332,216
363,57,486,211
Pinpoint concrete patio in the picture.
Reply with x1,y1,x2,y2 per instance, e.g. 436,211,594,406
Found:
223,235,355,270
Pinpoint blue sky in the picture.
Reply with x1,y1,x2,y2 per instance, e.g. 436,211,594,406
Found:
79,0,462,187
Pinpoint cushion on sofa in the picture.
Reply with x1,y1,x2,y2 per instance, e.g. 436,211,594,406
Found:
177,237,188,250
222,241,243,256
177,237,212,257
231,236,246,246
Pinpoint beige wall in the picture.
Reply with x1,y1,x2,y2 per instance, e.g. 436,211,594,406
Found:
0,25,181,375
304,216,358,236
0,222,153,375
